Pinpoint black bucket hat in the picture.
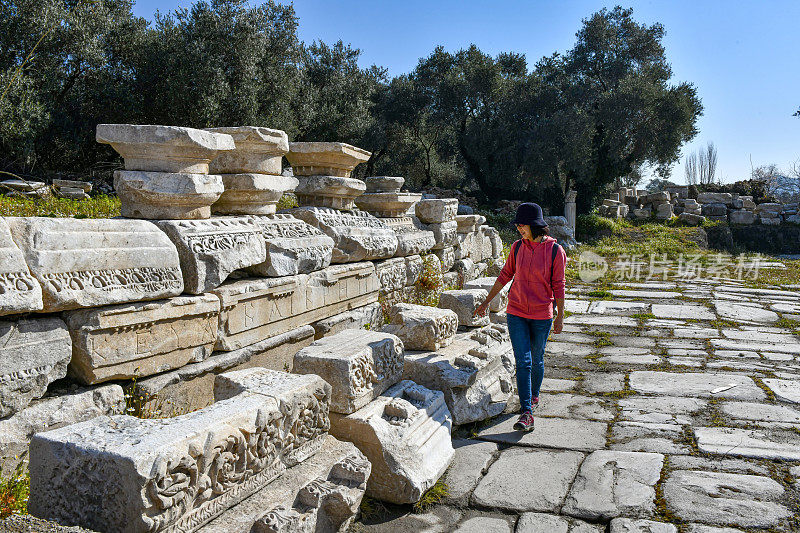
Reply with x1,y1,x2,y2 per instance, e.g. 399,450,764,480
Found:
512,202,548,228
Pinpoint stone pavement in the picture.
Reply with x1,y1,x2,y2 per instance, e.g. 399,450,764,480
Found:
351,277,800,532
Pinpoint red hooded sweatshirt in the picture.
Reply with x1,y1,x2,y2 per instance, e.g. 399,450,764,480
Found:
497,236,567,320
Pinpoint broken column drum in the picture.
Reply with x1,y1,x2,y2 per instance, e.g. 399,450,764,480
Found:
286,142,371,210
97,124,234,219
354,176,422,218
206,126,297,216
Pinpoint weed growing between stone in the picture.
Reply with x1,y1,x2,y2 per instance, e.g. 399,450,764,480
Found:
358,496,390,521
412,479,449,513
0,194,120,218
0,461,29,518
776,317,800,336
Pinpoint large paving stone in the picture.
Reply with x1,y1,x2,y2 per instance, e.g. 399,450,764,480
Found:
581,373,625,394
663,470,791,528
516,513,604,533
609,518,677,533
711,337,800,355
651,304,714,320
713,301,779,323
478,415,607,452
588,300,650,315
618,396,706,425
443,439,498,505
564,315,638,327
471,448,584,512
610,422,690,454
684,526,746,533
536,394,614,421
694,426,800,460
453,516,513,533
0,317,72,417
562,450,663,520
720,401,800,424
628,371,766,401
7,217,183,311
762,378,800,403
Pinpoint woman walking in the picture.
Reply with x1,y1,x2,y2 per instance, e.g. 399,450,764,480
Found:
473,202,567,432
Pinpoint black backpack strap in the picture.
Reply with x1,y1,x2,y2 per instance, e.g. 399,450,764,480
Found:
550,241,560,284
512,240,522,266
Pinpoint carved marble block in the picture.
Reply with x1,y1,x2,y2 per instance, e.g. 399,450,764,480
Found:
214,263,378,351
364,176,404,193
415,198,458,224
354,192,422,218
381,217,435,258
29,368,331,533
427,220,458,249
155,217,266,294
293,329,405,414
382,303,458,351
212,174,299,215
114,170,224,220
206,126,289,175
404,254,425,286
455,214,486,234
0,317,71,418
246,214,334,277
292,207,398,263
464,277,507,312
439,289,489,327
432,246,455,273
7,217,183,312
0,218,42,315
64,294,220,384
286,142,371,178
403,324,515,425
96,124,235,174
201,437,369,533
294,176,367,210
375,257,408,294
330,380,454,504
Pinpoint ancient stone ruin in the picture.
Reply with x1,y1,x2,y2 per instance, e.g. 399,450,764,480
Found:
0,124,515,532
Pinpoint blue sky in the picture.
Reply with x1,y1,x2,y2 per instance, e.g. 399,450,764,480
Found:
132,0,800,184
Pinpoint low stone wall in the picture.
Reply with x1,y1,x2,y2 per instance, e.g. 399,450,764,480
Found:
706,223,800,255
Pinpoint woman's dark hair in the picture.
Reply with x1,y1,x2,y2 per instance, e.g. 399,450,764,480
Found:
530,226,549,238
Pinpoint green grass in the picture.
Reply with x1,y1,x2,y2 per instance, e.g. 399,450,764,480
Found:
0,194,120,218
413,479,449,513
0,461,29,518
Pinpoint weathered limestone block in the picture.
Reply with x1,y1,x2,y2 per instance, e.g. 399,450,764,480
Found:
455,214,486,234
655,203,673,220
697,192,732,205
0,384,124,476
212,174,299,215
381,217,435,257
453,258,478,283
246,214,334,277
286,142,371,178
155,217,266,294
382,303,458,351
114,170,224,219
330,380,454,504
0,218,42,315
729,209,756,225
364,176,404,193
213,262,379,351
465,277,508,312
206,126,289,175
294,175,366,210
30,368,331,533
312,303,383,340
701,203,727,217
96,124,235,173
6,217,183,312
405,254,425,286
678,213,704,226
375,257,408,293
64,294,220,384
201,437,369,533
293,329,404,414
433,246,455,272
439,289,489,327
428,220,458,249
403,324,515,425
415,198,458,224
0,317,72,418
293,207,398,263
355,192,422,218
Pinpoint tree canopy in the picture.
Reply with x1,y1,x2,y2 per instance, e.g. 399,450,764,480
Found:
0,2,701,212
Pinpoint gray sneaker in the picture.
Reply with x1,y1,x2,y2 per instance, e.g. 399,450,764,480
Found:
513,411,535,432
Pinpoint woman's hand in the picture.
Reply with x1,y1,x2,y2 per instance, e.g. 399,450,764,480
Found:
473,301,490,318
553,314,564,334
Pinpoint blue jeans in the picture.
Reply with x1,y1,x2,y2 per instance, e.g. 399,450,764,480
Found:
506,313,553,413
